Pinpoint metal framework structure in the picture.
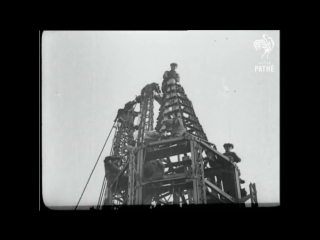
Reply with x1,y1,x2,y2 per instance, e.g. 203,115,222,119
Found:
100,99,139,207
155,80,207,140
112,104,138,167
98,78,258,209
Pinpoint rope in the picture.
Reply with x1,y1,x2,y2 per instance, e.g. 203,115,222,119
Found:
97,122,119,209
113,174,119,205
97,177,105,208
74,123,115,210
97,176,107,209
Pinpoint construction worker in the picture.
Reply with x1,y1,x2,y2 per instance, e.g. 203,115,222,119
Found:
162,63,180,95
144,130,162,142
141,82,161,97
223,143,245,184
103,156,128,206
163,116,186,137
223,143,241,163
124,100,136,110
128,124,139,136
116,109,128,123
142,158,166,204
104,156,121,186
143,159,165,181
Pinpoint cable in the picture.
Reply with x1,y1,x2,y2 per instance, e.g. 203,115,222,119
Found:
97,122,119,209
97,176,107,209
74,123,115,210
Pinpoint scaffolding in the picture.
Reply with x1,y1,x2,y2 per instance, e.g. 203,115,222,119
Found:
98,78,258,208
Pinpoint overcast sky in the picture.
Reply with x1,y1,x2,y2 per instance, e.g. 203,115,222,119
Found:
42,30,279,208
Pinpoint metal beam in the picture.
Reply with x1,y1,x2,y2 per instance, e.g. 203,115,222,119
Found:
205,179,235,203
206,190,226,203
143,173,188,185
190,140,198,204
234,165,242,202
158,191,172,199
147,136,185,146
239,194,251,203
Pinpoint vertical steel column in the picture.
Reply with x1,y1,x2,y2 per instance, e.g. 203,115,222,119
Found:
155,80,208,140
190,140,199,204
249,183,258,207
195,143,207,204
136,84,155,145
173,187,180,204
135,148,144,204
128,151,136,205
134,83,157,205
234,165,242,202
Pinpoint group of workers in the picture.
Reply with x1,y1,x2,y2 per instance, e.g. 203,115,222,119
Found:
103,63,247,204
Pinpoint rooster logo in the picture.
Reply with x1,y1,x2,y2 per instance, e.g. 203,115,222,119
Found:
254,34,274,59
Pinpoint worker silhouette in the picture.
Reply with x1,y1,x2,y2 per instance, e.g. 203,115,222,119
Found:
162,63,180,95
104,156,121,185
143,159,165,181
103,156,129,206
143,159,166,205
163,116,186,137
223,143,245,184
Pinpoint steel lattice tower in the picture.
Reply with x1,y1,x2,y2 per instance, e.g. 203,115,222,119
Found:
155,80,207,140
98,77,258,209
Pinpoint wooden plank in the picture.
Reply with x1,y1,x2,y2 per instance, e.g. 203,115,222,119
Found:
205,179,235,203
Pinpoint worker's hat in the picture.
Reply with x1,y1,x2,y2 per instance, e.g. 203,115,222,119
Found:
223,143,234,150
170,63,178,66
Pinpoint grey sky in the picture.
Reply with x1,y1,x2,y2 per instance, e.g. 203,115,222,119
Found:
42,30,279,208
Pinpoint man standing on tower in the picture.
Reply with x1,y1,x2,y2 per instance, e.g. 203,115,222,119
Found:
223,143,245,184
162,63,180,95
